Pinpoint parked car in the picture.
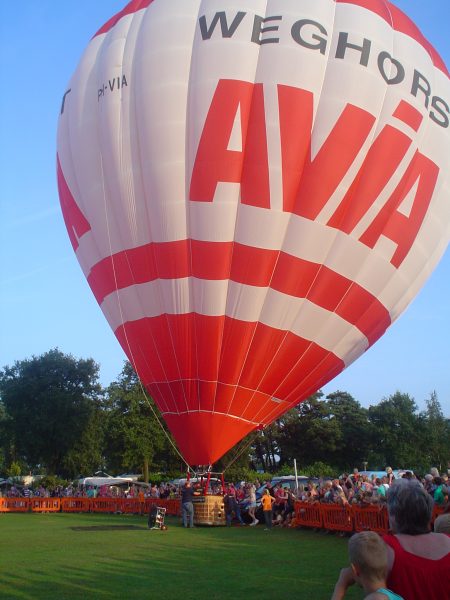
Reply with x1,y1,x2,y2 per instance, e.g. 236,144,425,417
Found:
358,470,414,481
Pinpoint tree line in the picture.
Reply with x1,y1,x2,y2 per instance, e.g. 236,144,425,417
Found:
0,349,448,481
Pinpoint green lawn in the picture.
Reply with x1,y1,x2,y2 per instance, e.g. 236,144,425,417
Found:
0,513,364,599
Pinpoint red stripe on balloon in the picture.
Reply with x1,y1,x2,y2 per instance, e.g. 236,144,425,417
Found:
93,0,153,37
88,240,391,345
94,0,449,78
337,0,448,77
114,313,345,464
393,100,424,132
114,313,345,421
57,157,91,252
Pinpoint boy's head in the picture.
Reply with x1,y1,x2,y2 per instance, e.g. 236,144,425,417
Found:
348,531,387,583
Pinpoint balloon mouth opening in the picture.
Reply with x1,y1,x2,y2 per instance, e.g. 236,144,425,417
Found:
164,412,260,466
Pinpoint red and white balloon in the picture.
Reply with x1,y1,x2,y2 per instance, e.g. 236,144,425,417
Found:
57,0,450,465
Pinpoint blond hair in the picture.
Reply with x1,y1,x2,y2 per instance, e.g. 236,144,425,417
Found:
348,531,387,582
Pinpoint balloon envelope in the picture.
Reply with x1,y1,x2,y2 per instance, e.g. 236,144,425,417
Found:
57,0,450,465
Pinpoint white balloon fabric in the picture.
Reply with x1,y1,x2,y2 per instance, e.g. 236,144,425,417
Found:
57,0,450,465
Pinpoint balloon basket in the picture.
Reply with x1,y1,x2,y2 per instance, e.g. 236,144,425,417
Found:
192,495,226,526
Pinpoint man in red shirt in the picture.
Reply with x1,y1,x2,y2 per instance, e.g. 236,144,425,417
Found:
274,483,288,513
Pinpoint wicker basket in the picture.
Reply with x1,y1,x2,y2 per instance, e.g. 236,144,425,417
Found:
192,495,226,526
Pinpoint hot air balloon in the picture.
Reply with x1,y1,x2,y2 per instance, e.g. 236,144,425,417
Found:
57,0,450,467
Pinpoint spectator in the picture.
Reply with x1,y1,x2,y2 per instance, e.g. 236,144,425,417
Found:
181,481,195,528
224,485,245,526
245,482,259,526
342,477,354,502
223,490,233,526
351,468,360,483
423,474,434,495
361,476,373,494
434,513,450,534
235,484,245,503
336,486,349,507
138,489,145,514
326,480,345,504
261,489,276,531
274,483,288,512
159,484,169,499
381,476,390,490
385,467,395,486
307,482,319,502
284,489,297,519
433,477,447,506
272,510,284,527
322,480,334,502
383,478,450,600
265,480,274,499
374,478,386,501
282,512,293,528
331,531,404,600
86,486,96,498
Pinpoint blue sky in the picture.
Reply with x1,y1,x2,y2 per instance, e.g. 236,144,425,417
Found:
0,1,448,416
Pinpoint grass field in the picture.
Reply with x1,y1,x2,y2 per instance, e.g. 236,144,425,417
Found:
0,513,364,599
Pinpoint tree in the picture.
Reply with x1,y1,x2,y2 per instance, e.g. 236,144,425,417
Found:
323,391,371,470
103,362,179,478
0,400,10,474
251,423,281,472
214,431,259,475
0,349,103,477
367,391,422,469
276,392,342,470
62,405,105,478
419,391,450,473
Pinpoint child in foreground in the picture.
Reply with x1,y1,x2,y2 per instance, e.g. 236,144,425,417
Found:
331,531,404,600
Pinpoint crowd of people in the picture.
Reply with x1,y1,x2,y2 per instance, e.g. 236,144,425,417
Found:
296,468,449,509
3,481,181,500
179,466,448,532
4,467,448,518
221,481,297,529
226,468,449,530
331,477,450,600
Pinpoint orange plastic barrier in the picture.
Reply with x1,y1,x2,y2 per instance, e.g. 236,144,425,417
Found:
61,497,91,512
121,498,144,514
353,505,389,534
2,497,30,512
2,492,442,534
294,501,323,528
30,498,61,512
164,498,181,516
321,503,354,532
144,497,181,516
90,498,120,513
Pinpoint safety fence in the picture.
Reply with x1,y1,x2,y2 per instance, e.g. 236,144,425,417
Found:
294,501,444,534
29,498,61,513
0,496,181,516
0,497,444,533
